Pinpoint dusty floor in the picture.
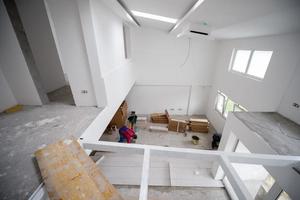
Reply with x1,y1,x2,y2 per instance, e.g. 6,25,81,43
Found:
98,116,230,200
0,103,101,200
47,85,75,105
115,185,230,200
100,115,217,150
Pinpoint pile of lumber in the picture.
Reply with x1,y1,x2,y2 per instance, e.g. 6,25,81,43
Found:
168,119,188,133
35,138,123,200
150,110,169,124
189,118,209,133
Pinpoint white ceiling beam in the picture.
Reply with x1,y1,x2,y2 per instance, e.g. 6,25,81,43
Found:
169,0,205,33
116,0,140,27
101,0,140,27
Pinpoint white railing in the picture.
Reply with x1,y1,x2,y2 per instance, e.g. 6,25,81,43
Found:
83,140,300,200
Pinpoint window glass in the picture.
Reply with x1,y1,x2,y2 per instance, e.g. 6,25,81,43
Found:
224,99,235,118
216,93,225,114
232,50,251,73
247,51,272,78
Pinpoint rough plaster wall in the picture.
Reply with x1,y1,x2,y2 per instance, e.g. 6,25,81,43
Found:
0,1,43,105
15,0,66,93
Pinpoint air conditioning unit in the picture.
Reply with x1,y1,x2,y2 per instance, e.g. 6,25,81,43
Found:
177,22,214,40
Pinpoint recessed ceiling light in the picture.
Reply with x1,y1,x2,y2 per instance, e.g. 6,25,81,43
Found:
131,10,177,24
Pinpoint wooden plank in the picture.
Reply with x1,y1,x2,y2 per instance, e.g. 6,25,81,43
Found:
35,138,123,200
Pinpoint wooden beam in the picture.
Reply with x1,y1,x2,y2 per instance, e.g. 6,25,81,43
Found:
169,0,205,33
139,148,151,200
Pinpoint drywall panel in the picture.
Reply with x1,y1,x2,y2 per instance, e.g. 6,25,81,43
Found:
44,0,96,106
130,27,218,86
0,67,17,112
16,0,66,93
0,1,42,105
80,0,136,141
278,64,300,124
126,85,190,115
206,33,300,132
127,85,210,115
90,0,127,76
126,27,217,116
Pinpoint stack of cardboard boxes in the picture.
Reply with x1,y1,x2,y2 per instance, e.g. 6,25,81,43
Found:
189,118,209,133
168,119,188,133
109,101,128,128
150,110,169,124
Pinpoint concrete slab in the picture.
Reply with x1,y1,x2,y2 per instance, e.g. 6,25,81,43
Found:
0,103,101,199
234,112,300,156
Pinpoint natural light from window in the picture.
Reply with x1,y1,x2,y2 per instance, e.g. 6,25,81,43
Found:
230,49,273,79
131,10,177,24
247,51,273,79
215,91,247,118
232,50,251,73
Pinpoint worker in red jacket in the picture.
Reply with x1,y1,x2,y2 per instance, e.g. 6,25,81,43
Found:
118,126,137,143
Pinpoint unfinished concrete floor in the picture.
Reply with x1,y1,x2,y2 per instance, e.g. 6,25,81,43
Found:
100,115,216,150
97,116,230,200
47,85,75,105
116,185,230,200
0,103,101,199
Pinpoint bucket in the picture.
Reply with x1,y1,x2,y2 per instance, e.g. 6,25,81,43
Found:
192,136,200,145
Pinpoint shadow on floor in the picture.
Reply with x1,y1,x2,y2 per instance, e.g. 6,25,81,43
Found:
47,85,75,105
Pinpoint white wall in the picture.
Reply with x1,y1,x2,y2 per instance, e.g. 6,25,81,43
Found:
0,67,17,112
16,0,66,93
0,1,42,105
126,28,217,115
207,33,300,132
44,0,96,106
278,64,300,124
78,0,135,141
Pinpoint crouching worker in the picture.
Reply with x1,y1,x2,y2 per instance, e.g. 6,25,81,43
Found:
118,126,137,143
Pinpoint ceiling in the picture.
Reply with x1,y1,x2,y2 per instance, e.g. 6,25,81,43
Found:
122,0,300,39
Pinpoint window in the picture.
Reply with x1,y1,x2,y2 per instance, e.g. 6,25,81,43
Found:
215,91,247,118
216,92,225,114
232,50,251,73
230,49,273,79
247,51,273,78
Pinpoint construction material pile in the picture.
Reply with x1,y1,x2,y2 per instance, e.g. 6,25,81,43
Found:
189,118,209,133
150,110,169,124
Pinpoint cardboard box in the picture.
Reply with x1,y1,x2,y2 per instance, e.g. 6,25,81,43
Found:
151,110,169,124
168,119,188,133
189,118,209,133
109,101,128,128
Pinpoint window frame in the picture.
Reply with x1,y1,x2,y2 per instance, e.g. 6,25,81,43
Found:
215,91,247,119
230,49,272,80
215,91,226,117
